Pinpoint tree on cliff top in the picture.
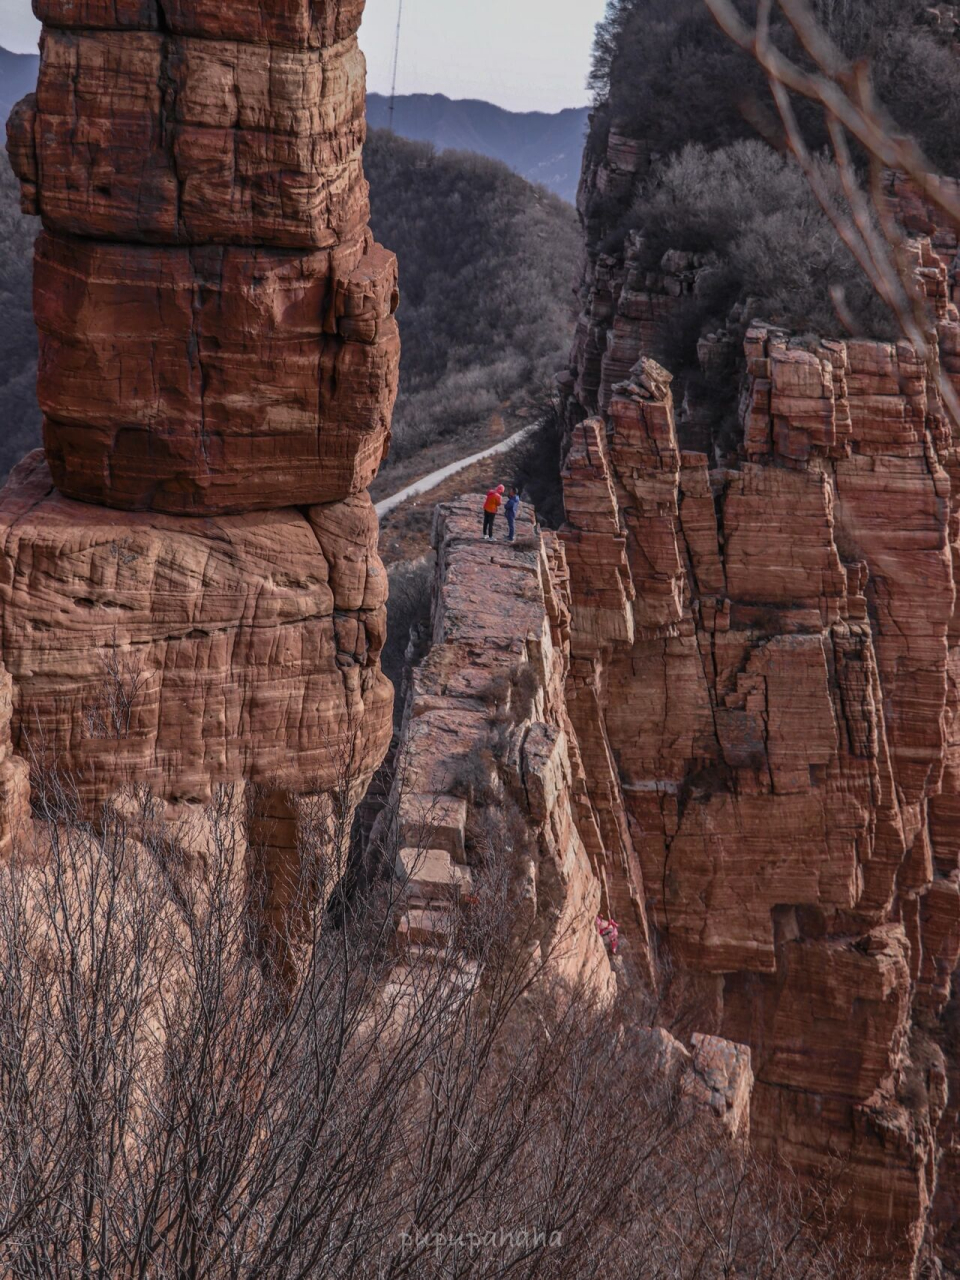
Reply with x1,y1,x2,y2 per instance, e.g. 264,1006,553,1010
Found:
578,0,960,410
589,0,960,174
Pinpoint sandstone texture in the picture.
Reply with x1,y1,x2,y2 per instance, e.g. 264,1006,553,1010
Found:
557,339,960,1271
558,112,960,1274
0,451,391,807
629,1026,754,1140
32,232,399,513
382,495,759,1133
0,0,396,919
383,496,618,994
7,0,399,514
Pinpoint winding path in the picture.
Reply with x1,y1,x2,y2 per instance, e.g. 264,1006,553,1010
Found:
374,423,539,518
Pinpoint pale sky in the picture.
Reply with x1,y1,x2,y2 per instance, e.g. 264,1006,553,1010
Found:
0,0,608,113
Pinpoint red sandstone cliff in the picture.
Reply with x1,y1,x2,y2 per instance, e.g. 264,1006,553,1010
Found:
7,1,960,1267
6,0,398,513
387,230,960,1269
1,0,397,915
552,113,960,1275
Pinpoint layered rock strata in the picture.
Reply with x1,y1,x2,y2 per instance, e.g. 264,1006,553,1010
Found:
561,92,960,1272
7,0,399,514
1,0,396,919
0,451,391,808
384,496,616,992
560,297,960,1269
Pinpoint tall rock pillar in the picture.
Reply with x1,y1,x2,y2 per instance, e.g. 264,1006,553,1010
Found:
2,0,398,890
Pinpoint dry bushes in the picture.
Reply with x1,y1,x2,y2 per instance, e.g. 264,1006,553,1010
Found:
0,768,873,1279
627,139,899,369
590,0,960,172
584,0,960,420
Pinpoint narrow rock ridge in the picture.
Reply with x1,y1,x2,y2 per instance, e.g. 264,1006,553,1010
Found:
385,496,619,994
383,494,755,1135
0,0,397,923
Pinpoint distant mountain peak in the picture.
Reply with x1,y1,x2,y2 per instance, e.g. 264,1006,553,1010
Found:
0,47,40,122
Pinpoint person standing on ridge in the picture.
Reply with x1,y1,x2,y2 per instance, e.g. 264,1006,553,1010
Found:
504,487,520,542
482,485,504,540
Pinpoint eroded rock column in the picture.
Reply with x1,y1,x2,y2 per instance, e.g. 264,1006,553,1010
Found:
3,0,397,907
558,329,960,1270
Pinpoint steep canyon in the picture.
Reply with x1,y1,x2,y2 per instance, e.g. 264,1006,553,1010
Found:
3,1,960,1273
384,104,960,1280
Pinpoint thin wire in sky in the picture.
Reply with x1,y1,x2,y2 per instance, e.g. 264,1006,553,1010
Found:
388,0,404,131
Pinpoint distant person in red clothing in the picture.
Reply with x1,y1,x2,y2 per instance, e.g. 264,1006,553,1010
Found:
482,485,505,540
596,915,619,956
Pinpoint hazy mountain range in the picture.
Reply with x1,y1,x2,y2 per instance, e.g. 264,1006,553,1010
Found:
0,47,38,124
0,49,586,203
366,93,588,202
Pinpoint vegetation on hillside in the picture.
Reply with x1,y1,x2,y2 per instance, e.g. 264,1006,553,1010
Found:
0,156,40,482
365,130,580,467
366,94,589,203
591,0,960,172
628,140,898,340
583,0,960,431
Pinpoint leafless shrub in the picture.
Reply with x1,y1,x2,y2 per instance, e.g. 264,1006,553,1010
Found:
512,663,540,722
448,747,500,806
630,139,900,341
479,673,512,709
83,639,150,741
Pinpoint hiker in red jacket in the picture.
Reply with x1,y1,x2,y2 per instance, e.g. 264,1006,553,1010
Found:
596,915,620,956
482,485,505,540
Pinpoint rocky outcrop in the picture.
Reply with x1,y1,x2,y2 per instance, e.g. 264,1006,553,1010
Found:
1,0,396,920
0,664,31,859
382,494,760,1136
884,170,960,283
557,75,960,1272
383,306,959,1259
557,141,960,1264
557,326,960,1270
383,495,617,993
0,451,391,808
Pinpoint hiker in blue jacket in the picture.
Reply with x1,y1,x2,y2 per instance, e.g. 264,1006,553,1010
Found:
504,488,520,542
